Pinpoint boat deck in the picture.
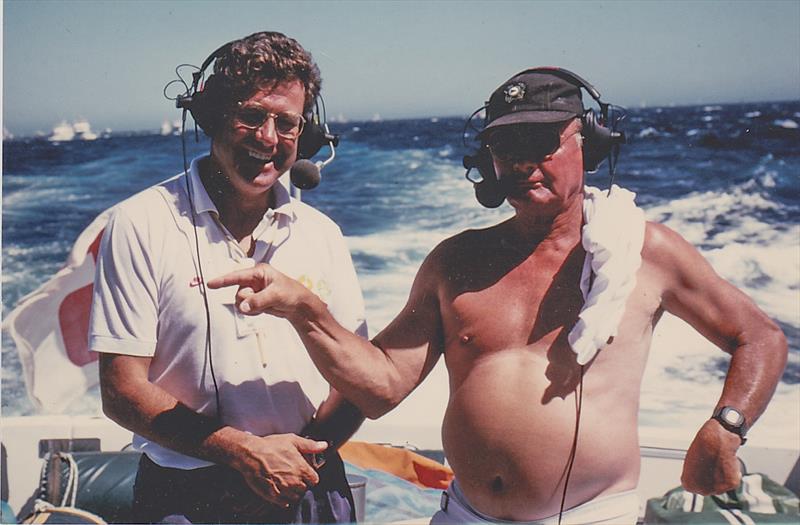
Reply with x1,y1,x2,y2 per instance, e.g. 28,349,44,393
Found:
1,415,798,522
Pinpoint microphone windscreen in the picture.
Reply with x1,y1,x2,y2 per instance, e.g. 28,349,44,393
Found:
290,159,321,190
474,180,506,208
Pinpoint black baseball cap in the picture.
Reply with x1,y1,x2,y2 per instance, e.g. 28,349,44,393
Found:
480,68,584,137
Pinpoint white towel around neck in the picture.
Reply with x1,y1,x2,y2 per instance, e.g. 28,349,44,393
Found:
567,185,646,365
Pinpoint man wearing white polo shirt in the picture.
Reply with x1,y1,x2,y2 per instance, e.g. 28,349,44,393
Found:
89,32,366,524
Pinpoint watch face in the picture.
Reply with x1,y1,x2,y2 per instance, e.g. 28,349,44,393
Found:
721,407,744,427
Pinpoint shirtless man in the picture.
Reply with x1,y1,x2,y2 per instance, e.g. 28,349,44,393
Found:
208,69,787,524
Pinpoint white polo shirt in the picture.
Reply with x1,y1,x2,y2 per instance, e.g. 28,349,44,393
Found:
89,156,367,469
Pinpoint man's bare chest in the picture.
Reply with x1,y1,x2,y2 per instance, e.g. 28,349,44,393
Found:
441,261,585,352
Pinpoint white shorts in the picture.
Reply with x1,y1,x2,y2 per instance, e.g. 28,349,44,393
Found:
430,479,639,525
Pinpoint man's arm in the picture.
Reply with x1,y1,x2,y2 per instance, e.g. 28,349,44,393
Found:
301,388,364,451
99,353,328,506
644,223,787,495
208,249,445,419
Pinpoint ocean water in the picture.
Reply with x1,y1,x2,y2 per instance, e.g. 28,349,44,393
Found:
3,102,799,449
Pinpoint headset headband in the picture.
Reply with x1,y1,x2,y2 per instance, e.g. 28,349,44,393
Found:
192,41,232,90
173,37,336,162
463,67,626,208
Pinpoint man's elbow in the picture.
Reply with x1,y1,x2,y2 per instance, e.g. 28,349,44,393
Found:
739,317,788,371
765,320,788,369
99,372,146,430
99,382,127,425
359,390,405,420
362,403,393,421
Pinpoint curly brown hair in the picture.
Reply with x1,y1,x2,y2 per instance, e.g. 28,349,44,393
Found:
193,32,321,136
211,31,321,110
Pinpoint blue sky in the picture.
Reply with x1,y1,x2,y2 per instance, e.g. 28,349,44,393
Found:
3,0,799,135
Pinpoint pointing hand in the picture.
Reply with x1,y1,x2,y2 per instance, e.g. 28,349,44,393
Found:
207,263,314,319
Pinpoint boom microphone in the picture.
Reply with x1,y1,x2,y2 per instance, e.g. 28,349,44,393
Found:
290,159,322,189
463,153,507,208
474,179,507,208
290,133,337,190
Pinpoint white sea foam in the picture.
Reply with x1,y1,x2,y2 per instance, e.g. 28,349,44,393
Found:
638,127,660,138
2,182,80,207
706,239,799,323
773,119,798,129
348,226,448,332
645,183,780,247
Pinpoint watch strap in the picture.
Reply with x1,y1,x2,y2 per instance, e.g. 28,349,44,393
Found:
712,406,748,445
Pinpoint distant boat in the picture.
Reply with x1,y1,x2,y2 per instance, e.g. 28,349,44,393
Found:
72,119,98,140
48,119,98,142
160,119,183,136
3,127,14,141
48,121,75,142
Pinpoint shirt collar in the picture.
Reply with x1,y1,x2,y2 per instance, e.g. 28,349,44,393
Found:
187,155,296,221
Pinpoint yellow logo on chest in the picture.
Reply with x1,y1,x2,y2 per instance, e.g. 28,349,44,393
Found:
297,274,332,301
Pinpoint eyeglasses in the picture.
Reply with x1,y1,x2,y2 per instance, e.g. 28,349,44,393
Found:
233,105,306,139
485,126,563,163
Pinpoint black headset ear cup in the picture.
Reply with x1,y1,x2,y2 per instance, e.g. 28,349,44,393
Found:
188,75,226,137
297,116,327,159
581,110,615,172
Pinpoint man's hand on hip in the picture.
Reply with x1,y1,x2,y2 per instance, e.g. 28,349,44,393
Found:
681,418,742,495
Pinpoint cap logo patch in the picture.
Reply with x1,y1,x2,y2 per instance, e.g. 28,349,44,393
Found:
504,82,526,103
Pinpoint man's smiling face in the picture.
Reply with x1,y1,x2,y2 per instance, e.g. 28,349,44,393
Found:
211,80,306,200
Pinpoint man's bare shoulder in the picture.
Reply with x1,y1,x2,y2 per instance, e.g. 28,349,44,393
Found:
426,223,507,264
417,222,509,283
440,223,506,250
641,220,718,294
642,221,699,267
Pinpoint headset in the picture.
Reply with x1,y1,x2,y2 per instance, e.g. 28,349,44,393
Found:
462,67,627,208
172,39,339,189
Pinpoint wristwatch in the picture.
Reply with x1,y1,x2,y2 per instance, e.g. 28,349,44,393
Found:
712,406,748,445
